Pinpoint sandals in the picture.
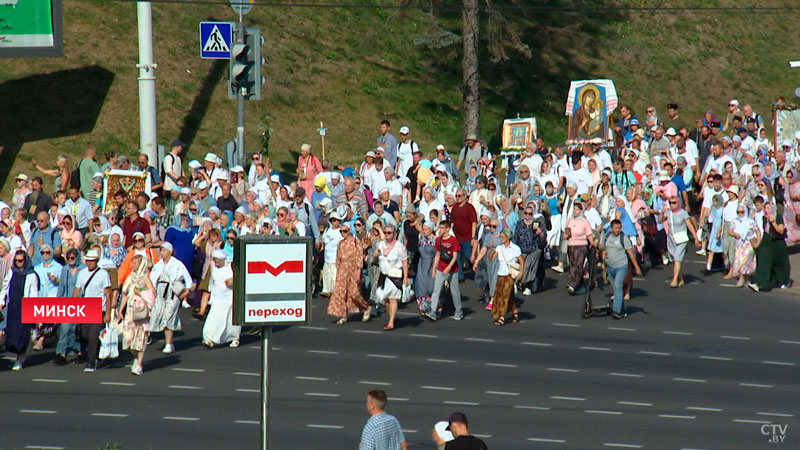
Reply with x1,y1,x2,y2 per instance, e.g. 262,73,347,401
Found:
511,312,520,323
383,323,395,331
229,340,240,348
493,318,505,326
335,318,347,325
362,307,372,322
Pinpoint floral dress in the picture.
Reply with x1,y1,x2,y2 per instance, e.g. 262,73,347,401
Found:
327,237,369,317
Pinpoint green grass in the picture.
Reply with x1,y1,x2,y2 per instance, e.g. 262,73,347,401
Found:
1,0,800,198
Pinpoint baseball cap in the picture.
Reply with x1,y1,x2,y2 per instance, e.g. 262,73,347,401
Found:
667,102,678,109
171,139,185,148
629,118,640,125
465,134,478,141
188,160,202,169
365,150,376,158
445,412,468,431
665,128,677,136
650,125,659,132
399,126,410,134
270,174,281,183
231,165,244,173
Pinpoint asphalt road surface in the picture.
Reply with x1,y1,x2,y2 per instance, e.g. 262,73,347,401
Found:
1,254,798,450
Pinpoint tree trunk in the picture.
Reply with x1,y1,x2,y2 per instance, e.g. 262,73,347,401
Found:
462,0,480,141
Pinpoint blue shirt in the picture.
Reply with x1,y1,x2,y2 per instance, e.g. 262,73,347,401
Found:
671,174,687,192
35,261,64,297
30,225,62,267
359,412,405,450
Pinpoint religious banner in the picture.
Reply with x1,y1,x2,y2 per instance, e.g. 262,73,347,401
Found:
773,106,800,153
101,169,151,215
500,117,537,156
565,79,618,145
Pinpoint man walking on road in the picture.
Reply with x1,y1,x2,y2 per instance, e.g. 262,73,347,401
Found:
359,389,407,450
444,412,488,450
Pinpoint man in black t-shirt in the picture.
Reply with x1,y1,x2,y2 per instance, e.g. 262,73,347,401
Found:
444,412,488,450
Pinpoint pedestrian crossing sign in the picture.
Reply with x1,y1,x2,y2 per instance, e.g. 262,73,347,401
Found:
199,21,233,59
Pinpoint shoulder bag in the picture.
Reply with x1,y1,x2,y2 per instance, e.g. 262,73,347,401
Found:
499,245,521,279
670,210,689,244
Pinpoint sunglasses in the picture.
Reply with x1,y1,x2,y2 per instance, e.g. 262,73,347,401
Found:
737,210,745,213
41,251,51,255
340,229,350,234
523,212,532,216
227,236,236,240
486,225,497,229
134,238,144,243
67,256,77,261
14,259,25,263
489,187,496,191
456,194,465,198
355,223,363,227
669,201,678,204
383,229,395,234
646,109,654,113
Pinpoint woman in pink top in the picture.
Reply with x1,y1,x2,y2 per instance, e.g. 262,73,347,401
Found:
296,143,322,200
59,213,83,252
565,202,594,294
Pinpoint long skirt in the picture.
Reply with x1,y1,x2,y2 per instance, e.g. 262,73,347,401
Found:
547,215,561,247
753,238,790,289
328,267,368,318
731,241,756,277
149,290,181,332
4,294,30,355
520,249,543,290
567,245,588,289
321,262,337,294
722,222,735,266
368,263,381,303
491,275,516,320
202,301,241,345
122,302,149,352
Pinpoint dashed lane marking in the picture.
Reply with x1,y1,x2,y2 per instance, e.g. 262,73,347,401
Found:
663,331,693,336
443,401,479,406
235,420,259,424
234,372,259,377
295,376,329,381
738,383,773,388
521,341,552,347
551,396,585,401
528,438,566,443
699,356,732,361
307,424,344,429
308,350,339,355
617,402,653,407
552,323,580,327
401,429,417,434
779,340,800,345
465,337,495,343
486,363,518,368
586,410,623,415
672,378,707,383
353,330,382,335
304,393,340,397
358,381,392,386
762,361,796,366
91,413,129,418
485,391,519,396
172,368,205,373
757,412,794,418
32,378,68,383
547,368,579,373
607,327,636,331
409,333,438,338
422,385,455,391
609,373,643,378
388,397,409,402
686,407,723,412
163,416,200,421
236,389,259,393
168,385,204,390
720,335,751,341
426,358,457,363
298,326,328,331
473,434,492,439
515,405,551,410
100,382,135,386
20,410,56,414
659,414,696,420
639,351,671,356
366,354,398,359
733,419,771,424
25,446,64,450
603,443,642,448
580,346,611,351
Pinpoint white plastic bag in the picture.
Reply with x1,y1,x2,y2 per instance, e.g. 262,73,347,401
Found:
99,324,119,360
401,284,413,304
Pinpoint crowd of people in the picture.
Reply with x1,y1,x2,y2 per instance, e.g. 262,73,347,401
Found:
0,99,798,372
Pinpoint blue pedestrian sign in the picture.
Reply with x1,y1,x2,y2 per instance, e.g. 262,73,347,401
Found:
199,21,233,59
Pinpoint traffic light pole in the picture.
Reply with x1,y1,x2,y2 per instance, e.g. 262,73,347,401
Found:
236,16,246,168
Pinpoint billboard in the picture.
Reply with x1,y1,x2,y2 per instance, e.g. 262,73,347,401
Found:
0,0,63,58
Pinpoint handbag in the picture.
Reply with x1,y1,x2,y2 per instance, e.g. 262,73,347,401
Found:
670,210,690,244
500,245,521,279
131,297,149,321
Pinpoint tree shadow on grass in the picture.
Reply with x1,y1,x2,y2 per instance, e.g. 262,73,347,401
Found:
0,65,114,187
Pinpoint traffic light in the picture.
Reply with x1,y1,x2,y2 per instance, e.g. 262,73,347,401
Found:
228,27,265,100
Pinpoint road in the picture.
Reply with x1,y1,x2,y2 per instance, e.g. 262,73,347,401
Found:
1,254,798,450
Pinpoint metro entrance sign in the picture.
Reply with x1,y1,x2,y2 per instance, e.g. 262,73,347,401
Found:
232,234,312,450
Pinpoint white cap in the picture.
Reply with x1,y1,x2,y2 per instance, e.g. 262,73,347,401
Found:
204,152,217,163
435,144,445,151
590,137,603,144
658,171,671,182
270,174,280,183
197,181,209,189
730,99,739,106
231,165,244,172
783,139,793,147
188,160,202,169
180,187,191,195
216,172,229,181
399,126,410,134
665,127,677,136
212,249,227,260
84,249,100,260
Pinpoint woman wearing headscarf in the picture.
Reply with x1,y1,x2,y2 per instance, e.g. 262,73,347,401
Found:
201,249,240,348
749,201,790,292
31,244,61,351
327,222,371,325
491,229,523,326
729,204,759,288
662,195,701,287
704,194,725,273
553,182,580,274
0,250,40,370
565,202,594,294
118,254,155,375
149,242,192,354
104,229,128,268
373,224,409,331
59,212,82,252
192,226,224,319
414,221,437,315
471,217,502,309
51,247,83,365
514,202,548,294
297,143,322,201
782,169,800,243
471,209,494,298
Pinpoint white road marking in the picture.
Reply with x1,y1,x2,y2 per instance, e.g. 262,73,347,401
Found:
580,346,611,351
720,335,751,341
366,354,398,359
738,383,773,388
779,340,800,345
401,429,417,434
586,410,623,415
172,368,205,373
762,361,796,366
757,412,794,418
528,438,566,443
168,385,204,390
395,311,418,316
719,283,737,287
307,350,339,355
547,368,579,373
659,414,696,420
409,333,438,338
235,420,259,424
236,389,259,393
639,351,671,356
603,443,642,448
91,413,129,418
699,356,732,361
25,446,64,450
465,337,495,343
422,385,455,391
353,330,382,335
552,322,580,327
32,378,68,383
307,424,344,429
521,341,552,347
234,372,259,377
295,376,329,381
426,358,457,363
388,397,409,402
617,401,652,407
443,401,480,406
100,382,135,386
607,327,637,331
248,346,259,349
19,410,56,414
305,393,340,397
163,416,200,421
673,377,707,383
686,407,723,412
515,405,551,411
609,372,643,378
551,396,585,401
358,381,392,386
663,330,693,336
298,326,328,331
473,434,492,439
486,363,518,368
485,391,519,396
733,419,771,424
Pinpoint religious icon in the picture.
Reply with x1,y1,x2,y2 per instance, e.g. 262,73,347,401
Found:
565,79,618,145
501,117,537,153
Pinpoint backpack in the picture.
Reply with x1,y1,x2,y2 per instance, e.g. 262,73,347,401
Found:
69,159,83,190
161,153,174,184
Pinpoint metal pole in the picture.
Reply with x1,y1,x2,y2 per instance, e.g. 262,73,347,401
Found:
236,16,246,168
136,1,158,168
261,326,271,450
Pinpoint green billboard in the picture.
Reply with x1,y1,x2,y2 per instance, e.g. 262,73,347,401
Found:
0,0,63,57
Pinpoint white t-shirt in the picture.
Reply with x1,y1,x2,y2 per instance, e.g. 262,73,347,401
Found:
518,154,543,178
322,226,343,263
584,208,603,229
76,267,112,311
703,155,736,176
162,153,182,190
209,263,234,305
723,199,739,222
671,149,697,169
397,141,418,177
685,139,699,159
495,243,521,276
566,168,594,195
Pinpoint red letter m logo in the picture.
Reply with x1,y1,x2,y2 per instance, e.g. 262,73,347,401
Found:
247,260,303,276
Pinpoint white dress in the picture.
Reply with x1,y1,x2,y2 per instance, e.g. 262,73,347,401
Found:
375,240,407,303
202,264,240,345
148,257,192,332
